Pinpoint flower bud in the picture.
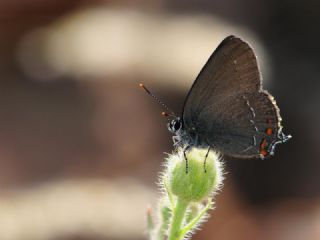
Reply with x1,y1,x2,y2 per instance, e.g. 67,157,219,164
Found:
166,148,223,202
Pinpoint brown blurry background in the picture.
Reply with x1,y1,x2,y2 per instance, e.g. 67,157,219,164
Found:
0,0,319,240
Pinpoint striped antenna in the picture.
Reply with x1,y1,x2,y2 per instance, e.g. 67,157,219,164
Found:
139,83,176,117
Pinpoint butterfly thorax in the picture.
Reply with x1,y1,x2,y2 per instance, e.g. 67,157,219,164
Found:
168,118,209,148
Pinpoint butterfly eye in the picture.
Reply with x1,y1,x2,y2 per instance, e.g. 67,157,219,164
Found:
174,120,181,131
168,119,181,133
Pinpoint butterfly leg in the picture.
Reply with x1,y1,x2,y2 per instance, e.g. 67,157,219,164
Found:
204,147,211,173
172,136,179,145
183,145,191,174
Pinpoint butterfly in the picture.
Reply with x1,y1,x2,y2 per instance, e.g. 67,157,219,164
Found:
141,35,291,169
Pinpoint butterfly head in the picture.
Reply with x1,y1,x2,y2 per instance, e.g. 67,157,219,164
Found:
168,118,182,133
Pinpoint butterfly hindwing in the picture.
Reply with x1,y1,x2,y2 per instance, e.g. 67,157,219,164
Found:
182,35,288,158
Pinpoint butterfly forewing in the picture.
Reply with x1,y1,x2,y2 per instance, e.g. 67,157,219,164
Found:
182,35,285,158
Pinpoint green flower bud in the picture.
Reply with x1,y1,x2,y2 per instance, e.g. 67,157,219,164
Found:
166,148,223,202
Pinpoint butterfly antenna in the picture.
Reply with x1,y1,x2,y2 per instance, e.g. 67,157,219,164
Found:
139,83,176,117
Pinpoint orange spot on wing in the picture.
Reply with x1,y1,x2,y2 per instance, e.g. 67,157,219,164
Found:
260,139,267,149
266,128,273,135
260,149,268,157
259,139,268,157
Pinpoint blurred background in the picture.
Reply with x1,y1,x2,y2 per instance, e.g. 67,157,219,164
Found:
0,0,319,239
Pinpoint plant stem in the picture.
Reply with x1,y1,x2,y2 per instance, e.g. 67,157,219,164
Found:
146,207,154,239
156,204,170,240
180,198,213,237
168,198,189,240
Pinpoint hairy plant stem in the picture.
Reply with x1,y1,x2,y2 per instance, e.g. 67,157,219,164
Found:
168,198,189,240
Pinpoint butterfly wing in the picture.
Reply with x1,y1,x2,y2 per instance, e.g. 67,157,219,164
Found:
182,36,290,158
